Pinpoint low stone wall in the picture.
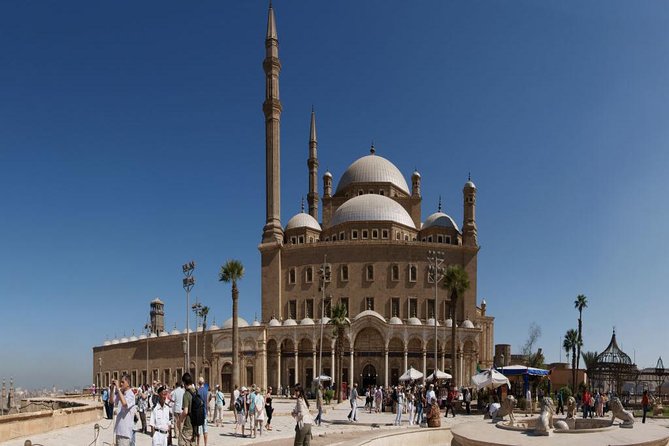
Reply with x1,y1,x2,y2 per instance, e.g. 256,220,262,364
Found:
343,427,451,446
0,402,101,442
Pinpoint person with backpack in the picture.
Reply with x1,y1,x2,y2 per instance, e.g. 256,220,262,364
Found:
234,387,247,437
179,373,204,446
196,377,209,446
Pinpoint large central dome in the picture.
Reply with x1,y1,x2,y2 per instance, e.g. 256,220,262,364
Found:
335,154,410,195
330,194,416,228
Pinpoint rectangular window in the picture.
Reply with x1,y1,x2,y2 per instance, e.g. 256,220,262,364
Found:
340,297,349,316
409,264,417,282
409,298,418,318
289,300,297,319
358,189,364,196
445,235,451,244
341,265,349,281
131,371,137,387
366,264,374,281
427,235,433,242
396,232,401,240
437,235,443,243
379,190,385,196
289,268,296,284
332,234,338,241
372,229,379,239
391,298,400,318
298,235,305,243
306,299,314,318
339,231,345,240
351,230,358,240
309,236,314,243
291,236,297,244
324,298,332,318
382,229,389,239
305,267,313,283
427,299,436,319
391,264,400,281
362,229,369,239
365,297,374,311
404,234,410,241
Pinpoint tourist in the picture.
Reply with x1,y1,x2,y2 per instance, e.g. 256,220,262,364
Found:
525,388,533,416
196,377,209,446
234,387,247,437
102,385,113,419
595,391,603,417
445,386,456,418
149,386,171,446
265,386,274,430
414,386,424,424
247,385,257,435
582,389,591,419
171,382,185,441
347,383,359,422
253,386,266,437
212,385,225,427
393,386,404,425
110,374,136,446
407,387,415,425
291,384,313,446
232,385,240,424
314,384,323,426
137,384,149,434
179,372,198,446
427,384,436,407
555,390,564,415
463,388,472,415
642,390,650,423
374,386,383,414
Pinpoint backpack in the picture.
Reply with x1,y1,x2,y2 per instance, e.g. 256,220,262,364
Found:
234,396,244,413
189,389,206,428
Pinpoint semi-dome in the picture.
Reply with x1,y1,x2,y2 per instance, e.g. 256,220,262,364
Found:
462,319,475,328
354,310,385,323
407,317,422,326
286,212,321,231
464,180,476,189
283,318,297,326
268,318,281,327
300,317,315,325
388,316,403,325
422,212,460,231
331,194,416,228
223,317,249,329
252,320,261,326
171,328,182,335
336,154,410,194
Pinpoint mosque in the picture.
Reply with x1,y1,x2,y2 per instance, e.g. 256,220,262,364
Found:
92,4,495,393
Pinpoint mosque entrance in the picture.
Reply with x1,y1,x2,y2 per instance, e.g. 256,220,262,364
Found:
221,363,232,394
362,364,377,389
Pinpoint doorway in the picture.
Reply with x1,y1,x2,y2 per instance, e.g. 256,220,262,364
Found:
362,364,377,389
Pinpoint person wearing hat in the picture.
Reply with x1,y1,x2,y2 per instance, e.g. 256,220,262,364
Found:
234,387,247,437
149,386,171,446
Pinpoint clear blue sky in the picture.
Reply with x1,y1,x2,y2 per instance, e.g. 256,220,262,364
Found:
1,1,668,389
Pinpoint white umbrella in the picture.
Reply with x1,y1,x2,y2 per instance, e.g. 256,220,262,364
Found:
399,366,424,381
425,369,452,381
313,375,332,381
471,369,510,390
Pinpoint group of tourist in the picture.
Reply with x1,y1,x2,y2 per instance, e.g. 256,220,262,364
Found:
230,383,275,438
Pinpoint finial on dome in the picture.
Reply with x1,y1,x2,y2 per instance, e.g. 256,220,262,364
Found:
370,141,375,155
438,196,442,212
301,197,305,213
468,171,471,181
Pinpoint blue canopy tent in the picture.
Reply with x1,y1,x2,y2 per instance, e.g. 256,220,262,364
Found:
497,365,550,396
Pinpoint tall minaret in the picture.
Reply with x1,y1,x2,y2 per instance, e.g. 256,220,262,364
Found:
462,175,478,247
262,3,283,244
307,108,319,220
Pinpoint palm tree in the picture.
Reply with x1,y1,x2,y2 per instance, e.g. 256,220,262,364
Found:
219,260,244,389
328,303,349,403
563,329,580,392
574,294,588,375
199,306,210,378
443,264,470,387
581,350,598,373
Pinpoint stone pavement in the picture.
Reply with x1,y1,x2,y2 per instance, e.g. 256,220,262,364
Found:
0,397,476,446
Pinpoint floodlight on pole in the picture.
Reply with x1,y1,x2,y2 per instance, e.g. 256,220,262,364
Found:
427,250,445,383
182,261,196,373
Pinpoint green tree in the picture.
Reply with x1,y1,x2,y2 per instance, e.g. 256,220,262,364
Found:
563,328,580,392
328,303,349,403
574,294,588,374
199,306,210,376
581,350,598,372
219,260,245,389
443,264,470,387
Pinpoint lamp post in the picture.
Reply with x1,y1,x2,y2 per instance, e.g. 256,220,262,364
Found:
192,301,203,379
98,357,102,401
144,322,151,384
182,261,196,374
182,339,188,374
317,256,331,388
427,250,445,382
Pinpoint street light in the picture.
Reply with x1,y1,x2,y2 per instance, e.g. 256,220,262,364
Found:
427,250,445,383
317,256,331,389
182,339,188,374
182,261,196,374
192,301,203,379
144,321,151,384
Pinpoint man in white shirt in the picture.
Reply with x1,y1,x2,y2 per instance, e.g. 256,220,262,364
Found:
171,382,185,440
110,374,136,446
150,386,171,446
426,384,437,406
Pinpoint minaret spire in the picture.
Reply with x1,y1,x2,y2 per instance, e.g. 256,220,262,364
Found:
262,2,283,244
307,108,319,220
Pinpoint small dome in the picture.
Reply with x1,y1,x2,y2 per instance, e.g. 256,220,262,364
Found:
300,317,315,325
197,325,204,332
286,213,321,231
159,330,169,337
103,340,111,346
319,316,331,325
462,319,475,329
407,317,422,326
427,318,440,326
283,318,297,326
481,298,487,306
129,335,138,342
324,171,332,178
208,323,220,331
120,337,129,343
268,318,281,327
111,339,119,345
388,316,403,325
336,154,410,194
171,328,182,335
150,332,158,338
464,180,476,189
252,320,261,326
354,310,386,323
422,212,460,231
138,333,147,340
412,170,421,178
222,317,249,329
444,318,457,328
151,297,164,305
331,194,416,228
